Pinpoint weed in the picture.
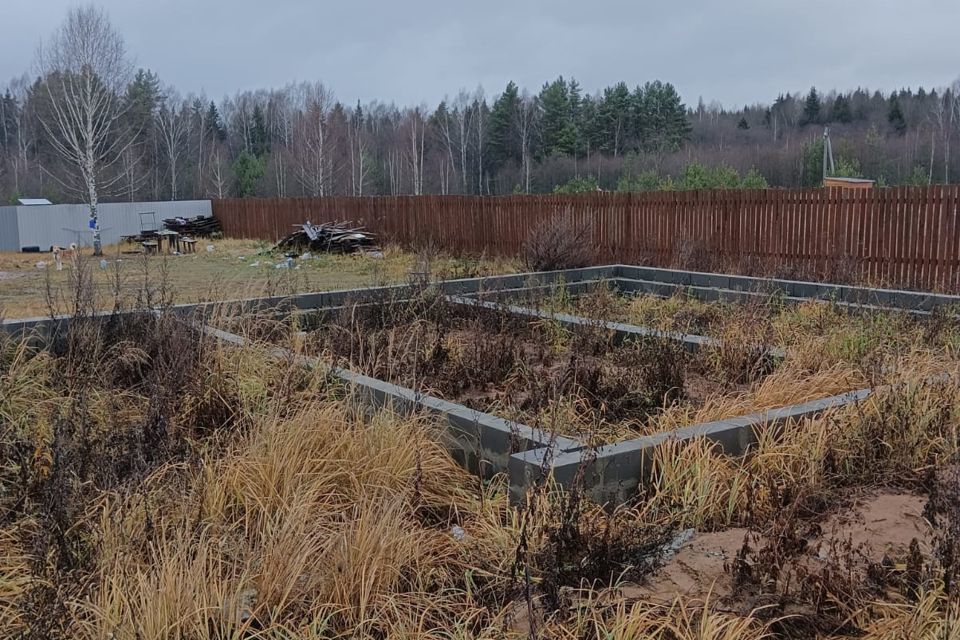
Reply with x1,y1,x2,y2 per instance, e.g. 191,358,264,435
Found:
520,213,597,272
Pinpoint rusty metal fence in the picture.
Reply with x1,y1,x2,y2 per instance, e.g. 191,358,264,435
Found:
213,186,960,291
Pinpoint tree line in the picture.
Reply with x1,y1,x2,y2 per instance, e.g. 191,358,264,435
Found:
1,5,959,212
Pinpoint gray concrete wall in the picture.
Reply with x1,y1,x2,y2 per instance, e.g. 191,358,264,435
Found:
0,264,904,507
13,200,212,251
200,324,582,477
613,265,960,313
508,388,874,504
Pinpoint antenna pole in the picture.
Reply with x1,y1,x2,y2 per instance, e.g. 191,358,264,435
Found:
822,127,835,183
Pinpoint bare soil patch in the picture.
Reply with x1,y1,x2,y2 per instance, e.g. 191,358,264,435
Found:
626,491,932,607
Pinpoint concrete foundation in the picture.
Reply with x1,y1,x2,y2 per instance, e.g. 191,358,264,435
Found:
5,263,940,506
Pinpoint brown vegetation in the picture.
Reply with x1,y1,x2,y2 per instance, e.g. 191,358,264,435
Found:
519,214,597,273
2,263,960,638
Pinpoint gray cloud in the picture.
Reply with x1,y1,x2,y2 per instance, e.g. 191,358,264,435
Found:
3,0,958,107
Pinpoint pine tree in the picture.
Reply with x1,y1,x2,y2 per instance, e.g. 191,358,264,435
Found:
0,91,18,149
567,78,584,155
634,81,691,154
579,94,599,154
737,117,750,130
486,81,520,172
537,77,578,157
206,102,227,142
801,87,821,126
597,82,632,154
830,95,853,123
232,150,264,197
887,97,907,135
124,68,161,133
250,105,270,157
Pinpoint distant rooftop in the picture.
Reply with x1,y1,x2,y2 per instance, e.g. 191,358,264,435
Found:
823,176,875,189
825,177,874,183
17,198,53,206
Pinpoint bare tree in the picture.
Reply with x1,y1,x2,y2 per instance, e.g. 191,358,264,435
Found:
0,84,12,189
452,90,473,193
473,86,486,194
437,156,452,194
347,103,369,196
436,98,460,192
404,107,427,195
2,75,35,197
118,145,149,201
223,92,254,155
516,90,537,193
954,82,960,184
208,143,229,198
267,87,294,196
154,89,189,200
386,123,404,194
35,5,136,254
948,81,960,184
291,82,334,196
191,97,207,199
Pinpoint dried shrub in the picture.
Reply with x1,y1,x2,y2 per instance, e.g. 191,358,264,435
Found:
728,503,880,637
531,494,672,611
520,213,597,272
923,460,960,596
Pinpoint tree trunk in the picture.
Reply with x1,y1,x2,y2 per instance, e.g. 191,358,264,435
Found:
87,177,101,255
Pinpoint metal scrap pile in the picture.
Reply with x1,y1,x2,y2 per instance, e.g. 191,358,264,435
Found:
275,221,378,254
163,215,222,237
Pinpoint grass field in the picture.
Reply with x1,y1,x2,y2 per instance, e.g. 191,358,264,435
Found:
0,240,516,319
2,260,960,639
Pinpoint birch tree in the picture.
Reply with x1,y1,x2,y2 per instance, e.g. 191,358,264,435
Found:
473,87,486,194
4,76,34,197
291,82,334,196
267,87,294,196
118,145,147,201
191,98,207,199
435,100,459,192
953,82,960,184
154,90,189,200
35,5,135,254
0,88,14,190
208,144,229,198
404,107,427,195
452,90,473,193
347,102,369,196
516,90,537,193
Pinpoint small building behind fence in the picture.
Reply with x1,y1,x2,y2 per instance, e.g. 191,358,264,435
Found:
823,176,875,190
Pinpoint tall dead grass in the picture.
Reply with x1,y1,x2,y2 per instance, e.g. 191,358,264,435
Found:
4,259,960,638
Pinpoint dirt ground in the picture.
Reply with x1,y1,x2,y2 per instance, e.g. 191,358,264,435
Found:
626,491,932,605
0,239,514,320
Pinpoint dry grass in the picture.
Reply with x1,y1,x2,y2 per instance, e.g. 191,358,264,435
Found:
75,403,483,638
0,240,517,319
2,269,960,638
644,352,960,530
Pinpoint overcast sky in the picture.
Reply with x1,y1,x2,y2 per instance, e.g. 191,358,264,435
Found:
3,0,958,109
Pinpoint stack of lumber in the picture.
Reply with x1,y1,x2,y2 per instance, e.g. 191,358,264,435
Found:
275,221,378,253
163,215,222,237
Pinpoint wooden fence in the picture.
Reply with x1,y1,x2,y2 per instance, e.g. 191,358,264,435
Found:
212,186,960,291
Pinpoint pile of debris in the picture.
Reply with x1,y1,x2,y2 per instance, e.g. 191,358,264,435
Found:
275,221,378,254
163,215,222,237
